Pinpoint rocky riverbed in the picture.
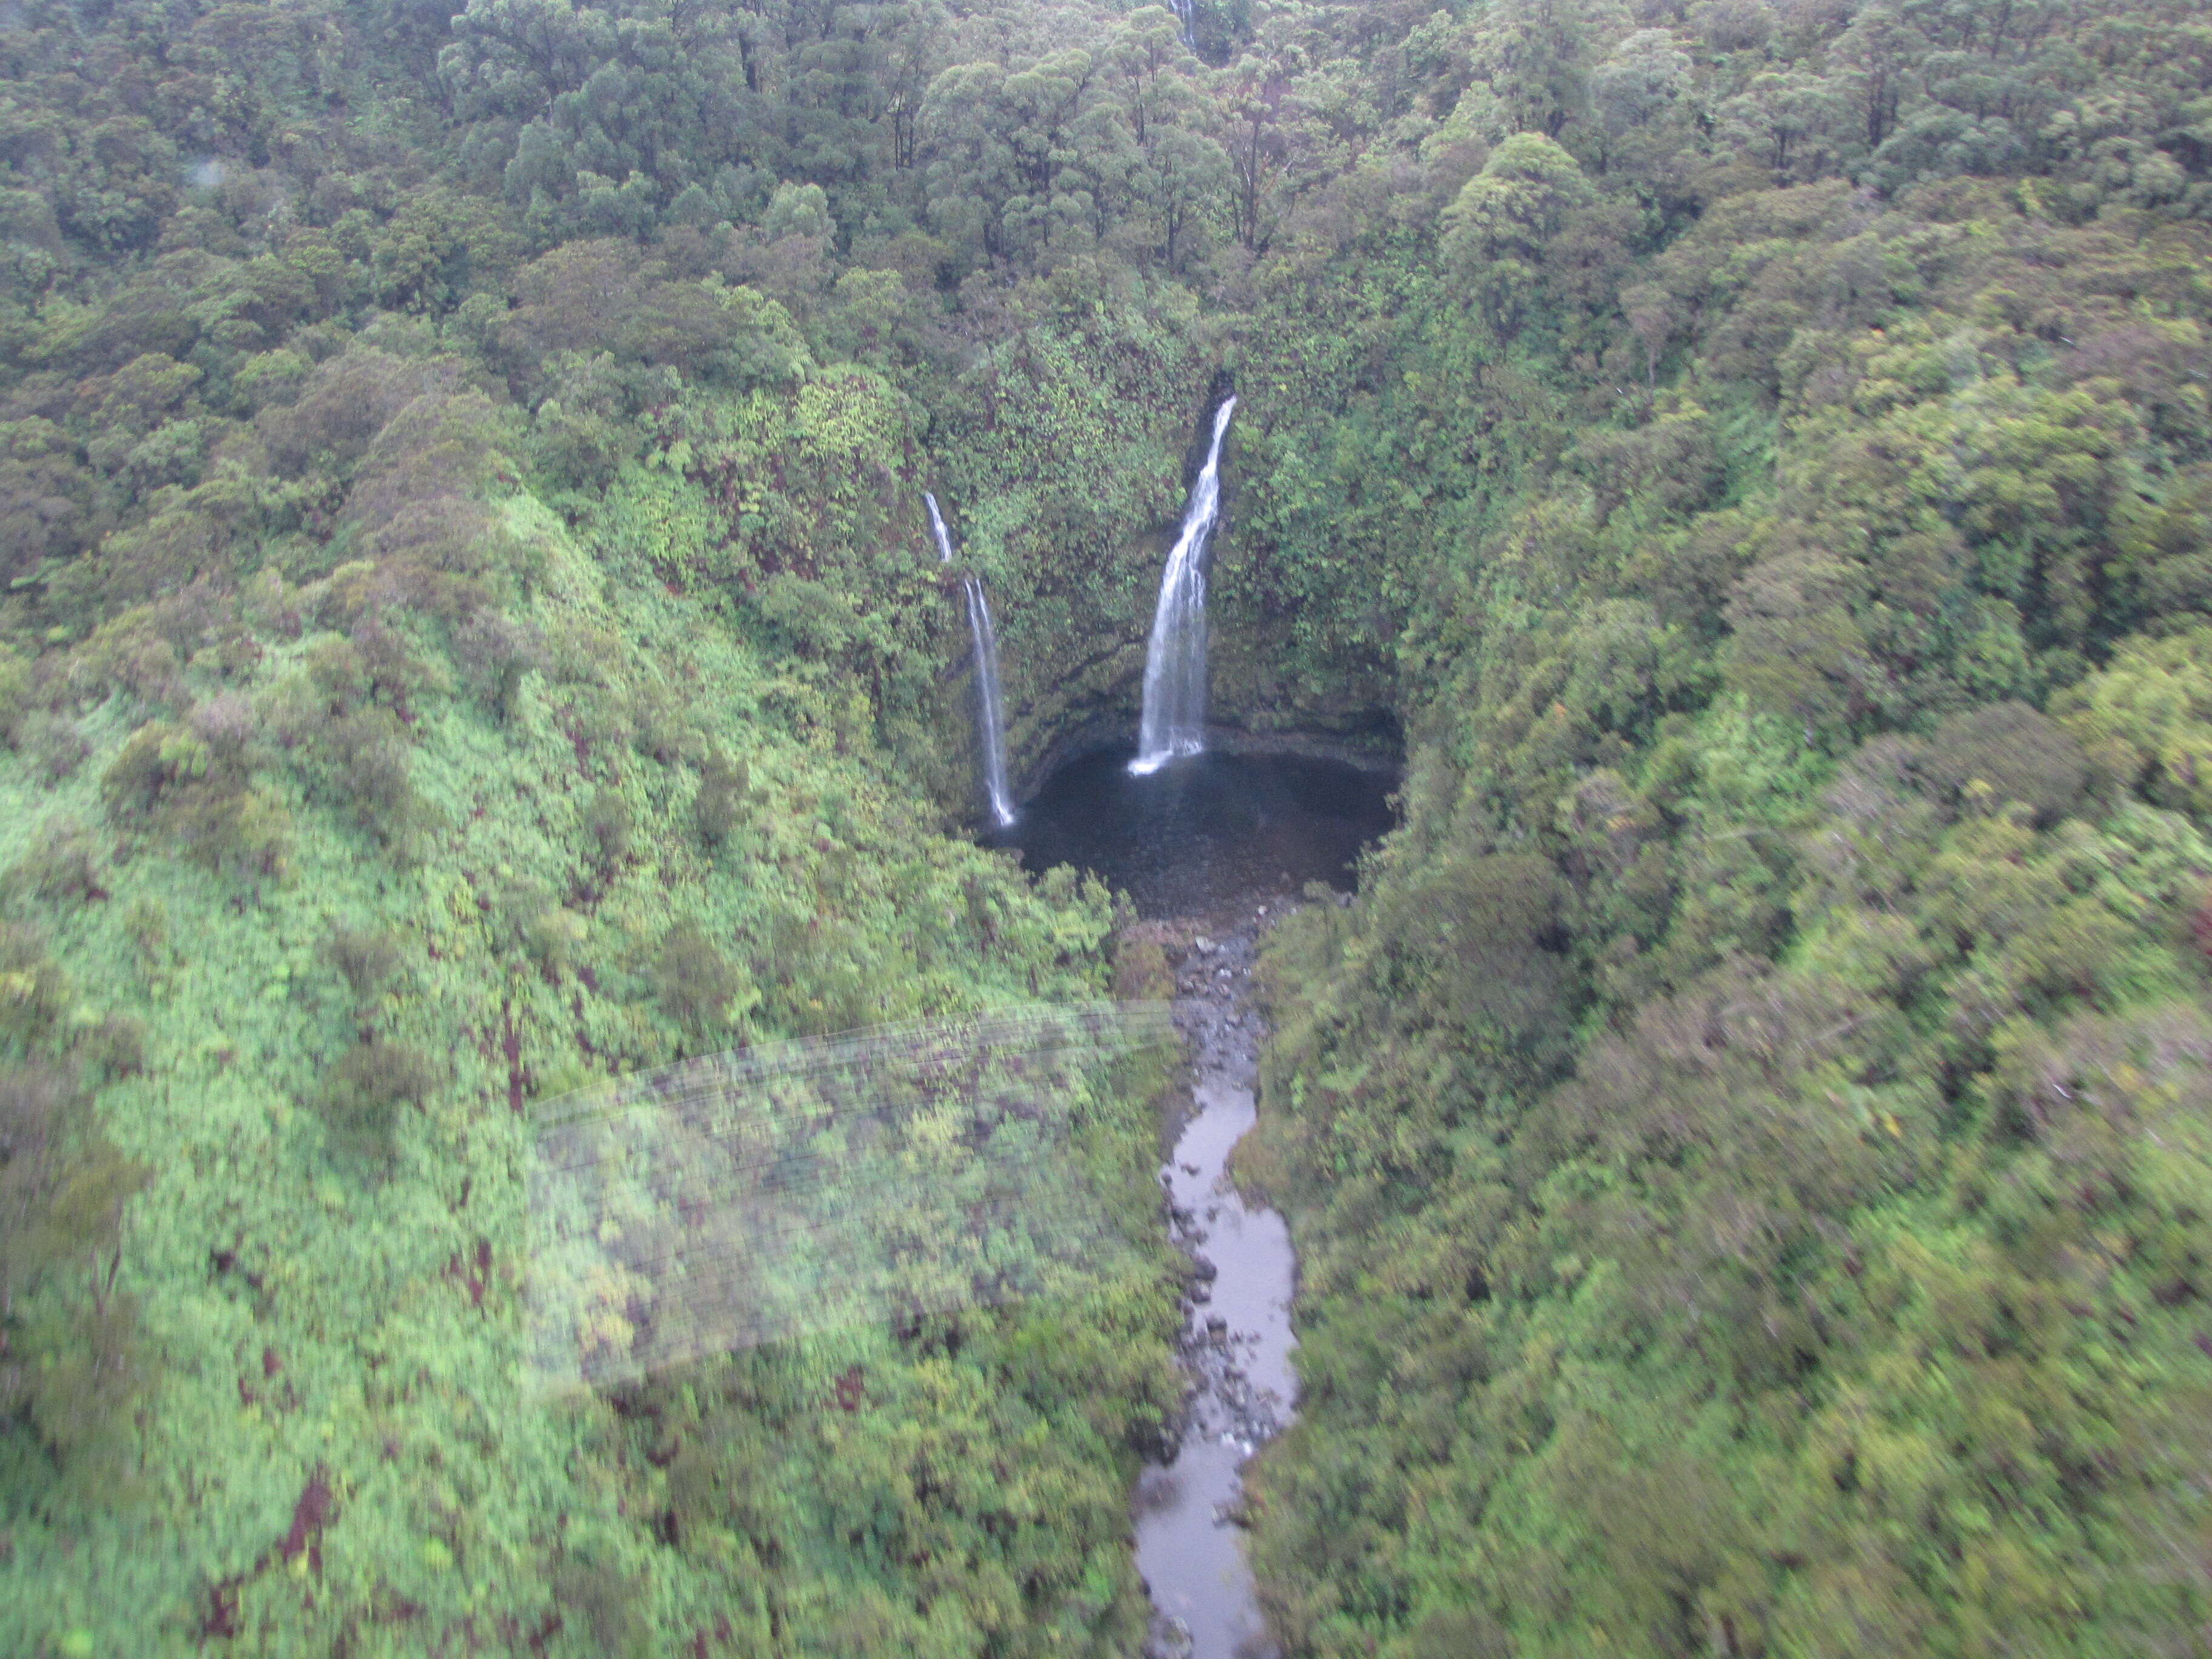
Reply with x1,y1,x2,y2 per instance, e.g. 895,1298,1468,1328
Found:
1133,900,1305,1659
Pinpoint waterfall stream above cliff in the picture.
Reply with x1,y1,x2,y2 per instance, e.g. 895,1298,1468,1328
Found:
1131,397,1236,777
927,492,1016,827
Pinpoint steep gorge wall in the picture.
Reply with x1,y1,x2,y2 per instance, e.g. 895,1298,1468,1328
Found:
923,377,1403,820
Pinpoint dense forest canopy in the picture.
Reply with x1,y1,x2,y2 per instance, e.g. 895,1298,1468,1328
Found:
2,0,2212,1653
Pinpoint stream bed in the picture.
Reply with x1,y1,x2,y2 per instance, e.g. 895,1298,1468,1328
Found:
1134,911,1296,1659
1000,748,1393,1658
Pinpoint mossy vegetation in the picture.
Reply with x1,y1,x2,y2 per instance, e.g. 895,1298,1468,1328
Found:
2,0,2211,1653
1219,7,2212,1655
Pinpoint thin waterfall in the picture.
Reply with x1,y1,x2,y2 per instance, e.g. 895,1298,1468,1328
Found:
927,493,1017,828
965,584,1015,828
1130,395,1236,776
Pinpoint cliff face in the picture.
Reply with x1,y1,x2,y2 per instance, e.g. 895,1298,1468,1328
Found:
930,447,1404,819
14,0,2212,1649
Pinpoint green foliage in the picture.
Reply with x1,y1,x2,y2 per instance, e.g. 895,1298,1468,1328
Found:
2060,628,2212,816
4,817,107,908
550,1551,651,1659
315,1036,440,1171
692,749,749,850
263,640,437,856
3,0,2211,1651
0,1055,150,1500
581,783,632,868
1111,933,1172,1003
1197,7,2212,1654
100,702,293,879
1920,700,2086,826
0,651,25,745
324,925,402,1007
1443,132,1600,330
0,471,1151,1652
652,918,744,1039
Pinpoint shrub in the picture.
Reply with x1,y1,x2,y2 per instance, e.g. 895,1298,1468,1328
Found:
583,785,633,866
1381,850,1572,1062
346,618,433,712
0,1060,150,1492
754,573,858,656
232,347,311,411
0,922,75,1055
551,1553,649,1659
315,1037,439,1168
324,927,401,1005
765,909,874,1036
188,689,256,754
693,750,748,849
262,640,430,853
526,906,587,977
99,722,195,822
17,712,90,783
73,1013,146,1082
65,603,191,703
258,349,444,478
123,896,169,973
195,786,295,879
654,919,740,1036
629,693,691,766
0,649,26,744
1921,701,2087,826
1396,1608,1514,1659
1111,935,1172,1002
105,698,291,868
0,1061,73,1243
101,719,293,879
4,817,108,907
484,876,585,975
298,635,371,711
0,424,94,585
452,608,548,719
2056,629,2212,817
326,708,428,851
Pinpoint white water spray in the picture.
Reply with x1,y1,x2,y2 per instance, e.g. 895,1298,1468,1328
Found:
1130,395,1236,776
927,493,1017,828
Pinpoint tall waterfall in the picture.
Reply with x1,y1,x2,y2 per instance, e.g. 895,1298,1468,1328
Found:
927,493,1017,828
1130,395,1236,776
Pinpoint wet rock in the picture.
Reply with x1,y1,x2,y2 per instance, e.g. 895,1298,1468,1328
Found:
1137,900,1302,1657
